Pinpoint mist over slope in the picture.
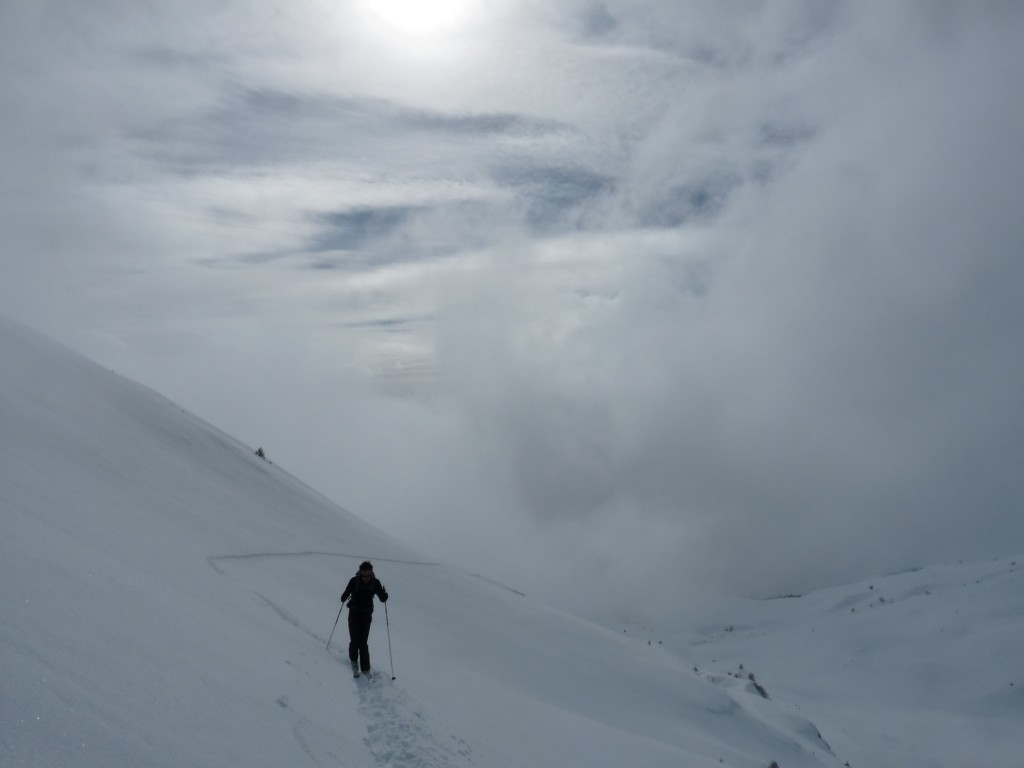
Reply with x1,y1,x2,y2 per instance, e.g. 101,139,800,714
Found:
0,316,845,767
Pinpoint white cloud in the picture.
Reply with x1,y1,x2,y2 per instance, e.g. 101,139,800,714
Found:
3,0,1024,615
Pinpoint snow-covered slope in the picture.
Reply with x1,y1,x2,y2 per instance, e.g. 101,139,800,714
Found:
0,316,840,768
670,558,1024,768
4,315,1021,768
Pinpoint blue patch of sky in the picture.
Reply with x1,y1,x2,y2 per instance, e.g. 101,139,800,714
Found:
638,174,744,228
491,164,615,233
312,206,423,252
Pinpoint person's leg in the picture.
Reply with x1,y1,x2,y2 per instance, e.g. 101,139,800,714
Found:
353,614,373,672
347,613,360,664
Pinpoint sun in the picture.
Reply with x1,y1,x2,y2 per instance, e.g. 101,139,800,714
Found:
360,0,476,38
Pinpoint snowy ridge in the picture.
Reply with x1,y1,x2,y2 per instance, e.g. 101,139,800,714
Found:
2,314,1020,768
675,557,1024,767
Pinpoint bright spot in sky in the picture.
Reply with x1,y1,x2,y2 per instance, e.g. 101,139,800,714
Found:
361,0,476,37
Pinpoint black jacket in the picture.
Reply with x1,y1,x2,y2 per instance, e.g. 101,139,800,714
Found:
341,574,388,614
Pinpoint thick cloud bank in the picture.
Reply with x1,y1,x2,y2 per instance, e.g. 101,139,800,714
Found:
2,1,1023,616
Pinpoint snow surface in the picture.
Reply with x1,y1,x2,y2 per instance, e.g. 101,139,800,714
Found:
1,314,1021,768
670,558,1024,767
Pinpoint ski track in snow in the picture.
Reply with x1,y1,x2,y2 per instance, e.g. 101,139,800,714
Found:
207,551,441,576
278,700,351,768
213,550,475,768
354,671,476,768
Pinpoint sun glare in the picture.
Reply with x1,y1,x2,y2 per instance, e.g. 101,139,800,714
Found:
361,0,475,38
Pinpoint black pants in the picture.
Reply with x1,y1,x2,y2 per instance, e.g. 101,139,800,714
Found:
348,611,373,671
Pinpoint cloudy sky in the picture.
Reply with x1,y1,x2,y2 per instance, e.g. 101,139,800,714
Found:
3,0,1024,619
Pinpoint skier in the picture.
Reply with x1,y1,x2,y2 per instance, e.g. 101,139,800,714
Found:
340,561,389,677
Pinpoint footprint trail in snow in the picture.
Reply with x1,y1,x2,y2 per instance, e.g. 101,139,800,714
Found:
354,673,476,768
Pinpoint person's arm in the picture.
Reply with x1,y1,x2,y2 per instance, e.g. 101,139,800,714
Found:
341,577,355,603
376,580,389,603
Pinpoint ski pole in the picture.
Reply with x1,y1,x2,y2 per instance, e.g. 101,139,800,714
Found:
326,603,343,650
385,601,396,680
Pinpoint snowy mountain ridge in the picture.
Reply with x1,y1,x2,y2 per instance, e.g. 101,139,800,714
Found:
1,315,1020,768
664,553,1024,767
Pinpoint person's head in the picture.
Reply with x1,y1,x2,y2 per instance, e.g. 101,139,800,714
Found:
359,561,374,580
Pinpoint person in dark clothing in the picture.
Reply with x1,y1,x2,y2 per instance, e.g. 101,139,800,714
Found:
340,561,389,675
